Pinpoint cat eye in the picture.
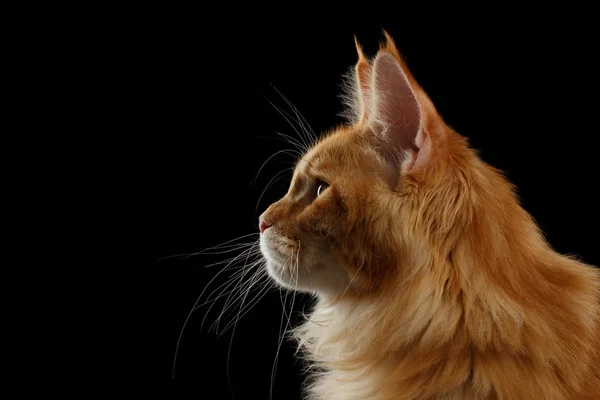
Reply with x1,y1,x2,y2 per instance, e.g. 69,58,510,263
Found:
317,182,329,197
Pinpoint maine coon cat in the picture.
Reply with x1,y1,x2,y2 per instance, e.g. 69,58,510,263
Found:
258,32,600,399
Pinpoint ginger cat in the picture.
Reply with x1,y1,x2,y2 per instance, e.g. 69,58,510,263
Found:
258,32,600,399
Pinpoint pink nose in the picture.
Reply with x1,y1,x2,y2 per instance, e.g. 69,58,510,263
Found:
259,220,271,234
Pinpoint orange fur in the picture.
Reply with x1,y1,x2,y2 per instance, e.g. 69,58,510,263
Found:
260,32,600,399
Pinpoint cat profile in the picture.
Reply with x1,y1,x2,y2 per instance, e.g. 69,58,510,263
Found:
258,31,600,399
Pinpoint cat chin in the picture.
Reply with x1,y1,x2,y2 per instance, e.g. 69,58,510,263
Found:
264,258,351,296
260,231,350,295
263,259,310,292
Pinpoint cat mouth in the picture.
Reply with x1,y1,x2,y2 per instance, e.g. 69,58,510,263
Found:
259,229,299,267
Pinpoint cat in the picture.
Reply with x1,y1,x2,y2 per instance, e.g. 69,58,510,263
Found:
258,31,600,399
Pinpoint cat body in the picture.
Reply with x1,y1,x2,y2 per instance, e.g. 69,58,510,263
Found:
259,32,600,399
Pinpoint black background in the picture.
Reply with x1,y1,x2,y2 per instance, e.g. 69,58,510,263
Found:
144,8,599,400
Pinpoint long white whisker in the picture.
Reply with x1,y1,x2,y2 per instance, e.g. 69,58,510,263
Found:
272,84,317,139
159,234,259,261
211,241,261,333
338,253,365,301
212,239,265,332
172,240,259,378
214,259,266,333
268,88,312,150
201,233,259,249
220,269,272,334
285,241,300,332
255,168,292,212
262,92,311,151
195,262,260,310
201,249,261,269
275,131,308,154
193,244,260,256
253,149,302,186
230,274,275,325
271,277,291,398
224,258,268,398
200,264,253,334
270,241,301,400
270,84,318,147
252,134,302,148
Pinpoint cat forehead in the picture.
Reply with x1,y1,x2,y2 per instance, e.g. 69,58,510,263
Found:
297,132,359,174
294,129,377,182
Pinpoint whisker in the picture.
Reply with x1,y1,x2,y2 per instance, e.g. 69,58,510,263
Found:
195,262,259,310
159,233,259,261
267,85,313,149
201,249,261,269
271,265,292,399
220,269,272,334
172,240,259,378
270,240,301,399
212,259,265,333
211,241,262,332
252,134,303,149
255,168,292,213
338,253,365,301
261,91,311,152
249,134,306,163
233,274,275,322
224,262,270,398
213,239,263,327
252,149,302,186
270,83,318,147
196,234,259,252
193,244,260,256
275,131,308,154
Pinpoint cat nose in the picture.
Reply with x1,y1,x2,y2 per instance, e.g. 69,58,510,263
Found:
259,217,271,234
259,220,271,234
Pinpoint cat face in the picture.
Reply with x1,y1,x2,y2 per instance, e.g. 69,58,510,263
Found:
260,33,470,297
259,128,388,295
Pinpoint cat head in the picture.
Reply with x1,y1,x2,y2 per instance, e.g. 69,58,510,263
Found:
259,32,478,298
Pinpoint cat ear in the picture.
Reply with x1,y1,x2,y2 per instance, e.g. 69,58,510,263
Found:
368,51,422,169
353,36,371,125
368,33,437,172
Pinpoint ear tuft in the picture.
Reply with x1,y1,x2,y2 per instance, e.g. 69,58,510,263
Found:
354,35,367,63
353,36,371,125
339,35,372,125
378,30,421,93
379,29,397,54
